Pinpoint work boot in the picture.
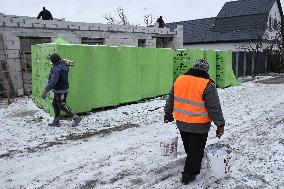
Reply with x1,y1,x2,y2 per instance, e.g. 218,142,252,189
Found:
48,117,60,127
71,115,82,127
181,172,196,185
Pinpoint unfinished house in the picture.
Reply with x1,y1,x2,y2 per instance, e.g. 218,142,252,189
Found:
0,13,183,97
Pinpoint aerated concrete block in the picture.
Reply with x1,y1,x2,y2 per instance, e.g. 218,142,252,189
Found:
79,23,92,30
32,23,45,28
6,50,20,59
69,25,79,30
89,25,99,31
4,21,18,27
5,40,20,50
11,17,24,23
44,21,58,29
53,21,68,29
133,27,146,33
19,22,33,27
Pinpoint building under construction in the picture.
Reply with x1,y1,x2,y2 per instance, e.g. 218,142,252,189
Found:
0,12,183,98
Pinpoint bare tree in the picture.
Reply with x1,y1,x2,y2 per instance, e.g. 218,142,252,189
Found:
117,7,129,25
143,8,153,27
104,7,129,25
236,29,265,76
104,13,116,25
235,19,284,75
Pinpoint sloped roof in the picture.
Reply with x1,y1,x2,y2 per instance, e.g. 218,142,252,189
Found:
217,0,276,18
167,16,267,44
166,0,281,44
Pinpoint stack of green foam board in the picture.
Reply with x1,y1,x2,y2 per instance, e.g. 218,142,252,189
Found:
216,51,240,88
57,44,95,112
204,50,217,83
117,46,141,103
32,44,57,115
141,47,158,98
157,48,173,94
173,49,239,87
32,43,174,115
173,49,191,81
173,49,211,80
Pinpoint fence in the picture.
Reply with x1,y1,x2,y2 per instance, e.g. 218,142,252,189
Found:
232,51,283,77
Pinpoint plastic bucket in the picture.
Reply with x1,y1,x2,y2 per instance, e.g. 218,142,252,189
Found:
159,136,178,159
206,143,232,178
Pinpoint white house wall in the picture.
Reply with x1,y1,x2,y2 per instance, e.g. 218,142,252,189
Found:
263,1,282,40
184,42,272,51
184,43,238,51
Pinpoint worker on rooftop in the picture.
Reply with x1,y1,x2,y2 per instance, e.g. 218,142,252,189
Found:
37,7,53,20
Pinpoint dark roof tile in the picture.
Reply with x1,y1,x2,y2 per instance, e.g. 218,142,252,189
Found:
166,0,279,44
217,0,276,18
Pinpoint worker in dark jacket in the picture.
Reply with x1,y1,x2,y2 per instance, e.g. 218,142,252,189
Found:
164,59,225,185
41,53,82,127
37,7,53,20
156,16,165,28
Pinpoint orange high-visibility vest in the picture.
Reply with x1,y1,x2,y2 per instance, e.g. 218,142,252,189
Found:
173,75,212,124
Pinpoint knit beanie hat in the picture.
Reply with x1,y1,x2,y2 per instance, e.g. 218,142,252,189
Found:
193,59,209,72
49,53,61,64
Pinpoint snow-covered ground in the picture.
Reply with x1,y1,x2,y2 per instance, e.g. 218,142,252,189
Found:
0,77,284,189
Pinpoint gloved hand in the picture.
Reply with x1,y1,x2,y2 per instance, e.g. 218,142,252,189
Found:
216,125,224,138
41,91,48,99
164,114,174,123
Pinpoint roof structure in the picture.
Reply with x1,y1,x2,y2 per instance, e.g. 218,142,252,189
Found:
167,0,283,44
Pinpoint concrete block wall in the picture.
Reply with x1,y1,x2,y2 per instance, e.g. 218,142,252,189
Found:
0,13,183,96
0,31,24,96
172,25,183,49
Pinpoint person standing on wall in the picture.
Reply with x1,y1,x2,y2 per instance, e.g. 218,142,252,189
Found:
37,7,53,20
41,53,82,127
156,16,165,28
164,59,225,185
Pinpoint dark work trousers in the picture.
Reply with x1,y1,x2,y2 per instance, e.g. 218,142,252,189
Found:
179,131,208,176
52,93,75,118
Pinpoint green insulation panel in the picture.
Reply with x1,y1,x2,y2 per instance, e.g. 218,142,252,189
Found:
173,49,191,81
157,48,173,94
216,51,241,88
32,44,57,115
117,46,141,103
173,49,205,81
190,49,205,65
32,44,174,114
140,48,158,98
204,50,217,83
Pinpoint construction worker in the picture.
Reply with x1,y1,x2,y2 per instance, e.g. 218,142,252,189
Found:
156,16,165,28
41,53,82,127
164,59,225,185
37,7,53,20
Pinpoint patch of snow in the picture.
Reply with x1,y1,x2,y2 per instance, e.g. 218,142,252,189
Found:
0,81,284,188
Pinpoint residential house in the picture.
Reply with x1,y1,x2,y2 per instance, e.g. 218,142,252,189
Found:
167,0,283,51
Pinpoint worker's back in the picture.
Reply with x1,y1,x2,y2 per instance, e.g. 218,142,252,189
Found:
37,8,53,20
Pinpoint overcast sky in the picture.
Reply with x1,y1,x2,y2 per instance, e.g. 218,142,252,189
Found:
1,0,284,25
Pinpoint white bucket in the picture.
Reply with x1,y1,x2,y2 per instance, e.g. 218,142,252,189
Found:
160,136,178,159
206,143,232,178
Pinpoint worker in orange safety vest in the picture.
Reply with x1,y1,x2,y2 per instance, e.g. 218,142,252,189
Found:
164,59,225,185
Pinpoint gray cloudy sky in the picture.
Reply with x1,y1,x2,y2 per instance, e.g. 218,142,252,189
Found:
1,0,284,25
